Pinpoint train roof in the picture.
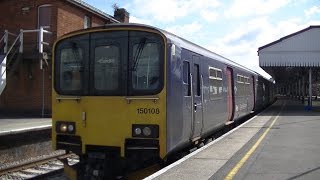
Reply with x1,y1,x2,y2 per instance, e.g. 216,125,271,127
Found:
60,23,259,75
127,24,257,75
156,27,257,75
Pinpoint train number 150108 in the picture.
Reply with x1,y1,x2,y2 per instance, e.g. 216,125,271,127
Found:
137,108,160,114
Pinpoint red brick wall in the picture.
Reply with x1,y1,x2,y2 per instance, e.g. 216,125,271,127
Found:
56,1,107,37
0,0,113,116
0,61,52,116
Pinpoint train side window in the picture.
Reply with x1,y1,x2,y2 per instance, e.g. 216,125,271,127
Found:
244,77,250,96
183,61,189,83
237,75,251,96
209,66,223,100
194,64,200,96
217,70,222,79
237,74,244,96
183,61,191,96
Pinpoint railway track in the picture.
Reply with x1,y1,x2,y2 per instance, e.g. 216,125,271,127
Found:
0,151,79,179
0,114,258,180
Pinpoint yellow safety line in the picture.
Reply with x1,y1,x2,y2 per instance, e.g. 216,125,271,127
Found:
225,102,285,180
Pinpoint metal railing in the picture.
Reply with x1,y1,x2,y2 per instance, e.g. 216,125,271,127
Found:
0,30,17,95
20,26,52,54
0,27,52,95
0,30,17,55
1,26,52,56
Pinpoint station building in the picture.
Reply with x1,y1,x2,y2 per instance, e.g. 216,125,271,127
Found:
0,0,129,117
258,25,320,109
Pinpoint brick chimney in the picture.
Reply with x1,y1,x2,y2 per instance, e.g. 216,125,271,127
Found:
114,8,129,23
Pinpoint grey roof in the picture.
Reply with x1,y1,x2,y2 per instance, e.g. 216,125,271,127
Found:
258,25,320,67
66,0,120,23
258,25,320,51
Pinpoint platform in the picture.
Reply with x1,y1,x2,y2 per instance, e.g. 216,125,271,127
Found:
146,98,320,180
0,118,51,136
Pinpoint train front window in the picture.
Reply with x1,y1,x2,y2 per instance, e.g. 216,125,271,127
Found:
94,45,120,91
54,30,164,96
55,34,89,95
129,31,163,95
132,42,160,91
60,47,84,90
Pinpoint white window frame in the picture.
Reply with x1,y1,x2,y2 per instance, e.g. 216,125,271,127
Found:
38,4,52,29
209,66,223,80
84,15,91,29
237,74,244,84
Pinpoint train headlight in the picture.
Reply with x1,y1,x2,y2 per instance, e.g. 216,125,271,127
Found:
68,124,74,132
56,121,76,134
60,124,67,132
132,124,159,138
134,128,142,135
143,127,152,136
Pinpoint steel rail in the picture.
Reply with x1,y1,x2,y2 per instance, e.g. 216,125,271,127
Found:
0,152,74,176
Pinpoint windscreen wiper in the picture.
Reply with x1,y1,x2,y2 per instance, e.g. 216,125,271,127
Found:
71,42,80,61
70,42,82,69
132,38,147,71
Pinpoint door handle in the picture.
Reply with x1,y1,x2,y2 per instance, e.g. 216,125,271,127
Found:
194,103,197,112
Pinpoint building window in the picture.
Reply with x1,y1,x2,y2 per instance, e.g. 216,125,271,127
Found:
84,15,91,29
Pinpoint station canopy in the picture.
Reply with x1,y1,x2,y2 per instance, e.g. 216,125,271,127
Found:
258,26,320,83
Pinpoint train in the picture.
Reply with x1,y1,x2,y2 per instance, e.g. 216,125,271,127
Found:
52,23,275,179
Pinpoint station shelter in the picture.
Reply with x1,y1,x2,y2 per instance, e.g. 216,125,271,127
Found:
258,26,320,109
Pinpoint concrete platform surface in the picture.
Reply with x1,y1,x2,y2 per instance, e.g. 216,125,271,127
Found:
220,99,320,180
146,98,320,180
0,118,51,136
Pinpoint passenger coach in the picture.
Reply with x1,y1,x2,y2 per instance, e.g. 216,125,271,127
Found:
52,24,274,179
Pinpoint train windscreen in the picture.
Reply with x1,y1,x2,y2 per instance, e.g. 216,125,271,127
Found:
54,30,164,96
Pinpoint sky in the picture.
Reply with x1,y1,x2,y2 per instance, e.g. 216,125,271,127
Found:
84,0,320,79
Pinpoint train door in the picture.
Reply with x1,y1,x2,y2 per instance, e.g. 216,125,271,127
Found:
190,55,203,140
226,67,234,124
252,76,256,111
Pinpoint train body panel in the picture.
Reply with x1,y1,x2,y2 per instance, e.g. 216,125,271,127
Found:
52,23,275,178
166,44,189,154
52,94,167,157
232,69,255,119
166,46,230,155
165,42,258,155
